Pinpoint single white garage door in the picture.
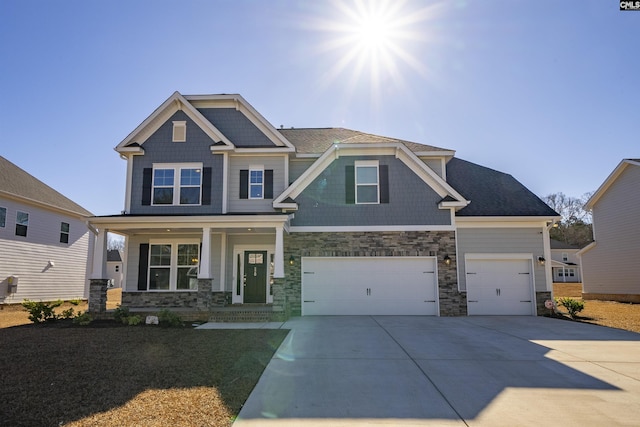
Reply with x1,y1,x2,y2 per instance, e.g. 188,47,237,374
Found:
301,257,438,316
466,258,535,315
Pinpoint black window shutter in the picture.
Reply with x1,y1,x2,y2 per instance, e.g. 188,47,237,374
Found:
379,165,389,204
239,170,248,199
264,170,274,199
138,244,149,291
142,168,152,206
345,165,355,204
202,167,212,205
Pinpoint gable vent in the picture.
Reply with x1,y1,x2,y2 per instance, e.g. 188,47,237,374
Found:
172,121,186,142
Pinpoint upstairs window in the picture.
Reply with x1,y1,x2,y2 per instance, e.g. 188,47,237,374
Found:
239,168,274,199
0,207,5,228
151,164,202,206
249,168,264,199
16,211,28,237
355,161,379,204
60,222,70,244
172,121,186,142
562,252,569,262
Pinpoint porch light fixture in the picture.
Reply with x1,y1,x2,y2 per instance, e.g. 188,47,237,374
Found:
443,255,451,266
289,255,295,265
537,256,546,266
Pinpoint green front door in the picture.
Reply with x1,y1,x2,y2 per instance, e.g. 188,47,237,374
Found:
244,251,267,303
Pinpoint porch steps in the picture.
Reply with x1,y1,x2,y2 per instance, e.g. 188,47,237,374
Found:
209,305,276,323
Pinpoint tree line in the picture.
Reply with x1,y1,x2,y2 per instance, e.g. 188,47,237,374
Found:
542,192,594,248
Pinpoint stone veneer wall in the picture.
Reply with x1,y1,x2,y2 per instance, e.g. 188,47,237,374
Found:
120,279,230,310
272,231,465,317
536,291,552,316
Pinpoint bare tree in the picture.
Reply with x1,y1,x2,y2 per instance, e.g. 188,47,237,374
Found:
107,233,125,251
542,192,594,248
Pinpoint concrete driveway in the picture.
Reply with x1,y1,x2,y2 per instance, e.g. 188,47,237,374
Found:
233,316,640,426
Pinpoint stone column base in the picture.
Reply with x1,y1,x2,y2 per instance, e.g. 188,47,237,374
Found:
88,279,109,314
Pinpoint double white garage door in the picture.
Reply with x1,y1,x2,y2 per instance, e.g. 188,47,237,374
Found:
301,256,536,316
302,257,438,316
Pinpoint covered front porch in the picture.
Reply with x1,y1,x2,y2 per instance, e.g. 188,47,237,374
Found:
87,214,291,318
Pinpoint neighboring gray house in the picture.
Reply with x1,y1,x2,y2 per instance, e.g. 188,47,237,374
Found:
579,159,640,303
0,156,94,303
88,92,559,319
550,239,582,283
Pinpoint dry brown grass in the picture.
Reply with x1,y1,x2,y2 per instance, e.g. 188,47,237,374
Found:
554,283,640,334
0,306,287,427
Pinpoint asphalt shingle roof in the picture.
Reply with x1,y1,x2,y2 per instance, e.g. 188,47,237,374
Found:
0,156,93,217
446,157,559,217
550,239,580,250
278,128,450,154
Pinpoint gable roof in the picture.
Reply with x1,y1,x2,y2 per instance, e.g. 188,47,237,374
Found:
0,156,93,217
279,128,453,156
107,249,122,262
446,158,559,217
584,158,640,210
116,92,294,153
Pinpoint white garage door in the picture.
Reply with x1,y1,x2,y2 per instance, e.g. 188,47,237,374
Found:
466,258,535,315
302,257,438,316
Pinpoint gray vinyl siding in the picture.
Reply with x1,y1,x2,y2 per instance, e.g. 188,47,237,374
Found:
457,228,547,292
129,110,224,215
582,165,640,295
422,158,444,179
291,155,451,227
197,108,276,147
289,159,315,183
227,156,286,213
0,197,90,302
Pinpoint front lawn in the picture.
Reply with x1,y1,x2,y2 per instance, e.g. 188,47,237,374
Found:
0,324,288,427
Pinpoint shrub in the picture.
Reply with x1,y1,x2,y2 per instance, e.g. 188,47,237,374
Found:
60,308,76,319
73,312,92,326
127,315,143,326
69,298,82,306
113,306,130,324
21,300,63,324
557,297,585,319
158,309,183,328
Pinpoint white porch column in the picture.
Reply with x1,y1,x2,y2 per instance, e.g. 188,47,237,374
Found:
199,227,212,279
90,228,108,279
274,225,285,278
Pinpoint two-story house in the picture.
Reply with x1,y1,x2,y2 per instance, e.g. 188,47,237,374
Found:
88,92,559,319
1,156,94,303
550,239,582,283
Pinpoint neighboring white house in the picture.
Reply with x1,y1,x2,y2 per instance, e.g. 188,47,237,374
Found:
0,156,94,303
550,239,582,283
579,158,640,303
106,249,123,288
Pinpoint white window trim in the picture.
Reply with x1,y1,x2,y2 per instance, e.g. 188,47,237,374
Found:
172,121,187,142
148,239,200,291
354,160,380,204
152,162,203,206
249,165,264,200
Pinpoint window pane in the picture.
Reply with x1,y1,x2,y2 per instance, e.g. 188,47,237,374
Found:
250,170,263,184
153,188,174,204
60,233,69,244
180,187,200,204
0,207,6,227
17,211,29,226
250,184,263,198
356,166,378,184
180,169,201,186
177,244,199,266
16,224,27,237
61,222,70,232
177,267,198,290
150,245,171,266
357,186,378,203
149,268,170,290
154,169,174,186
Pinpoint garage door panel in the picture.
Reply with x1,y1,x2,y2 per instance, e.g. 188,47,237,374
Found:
302,257,438,316
466,259,535,316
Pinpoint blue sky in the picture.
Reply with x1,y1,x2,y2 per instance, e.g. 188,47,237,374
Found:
1,0,638,216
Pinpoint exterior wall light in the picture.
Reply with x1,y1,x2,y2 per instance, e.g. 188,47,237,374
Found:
443,255,451,266
537,256,546,266
289,255,295,265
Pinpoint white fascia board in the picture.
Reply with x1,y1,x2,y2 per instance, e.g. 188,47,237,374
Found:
115,92,234,152
456,216,557,228
0,190,91,219
88,214,290,231
233,147,295,154
414,150,456,157
584,159,639,210
289,225,455,233
294,153,322,159
186,94,295,149
576,241,596,256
